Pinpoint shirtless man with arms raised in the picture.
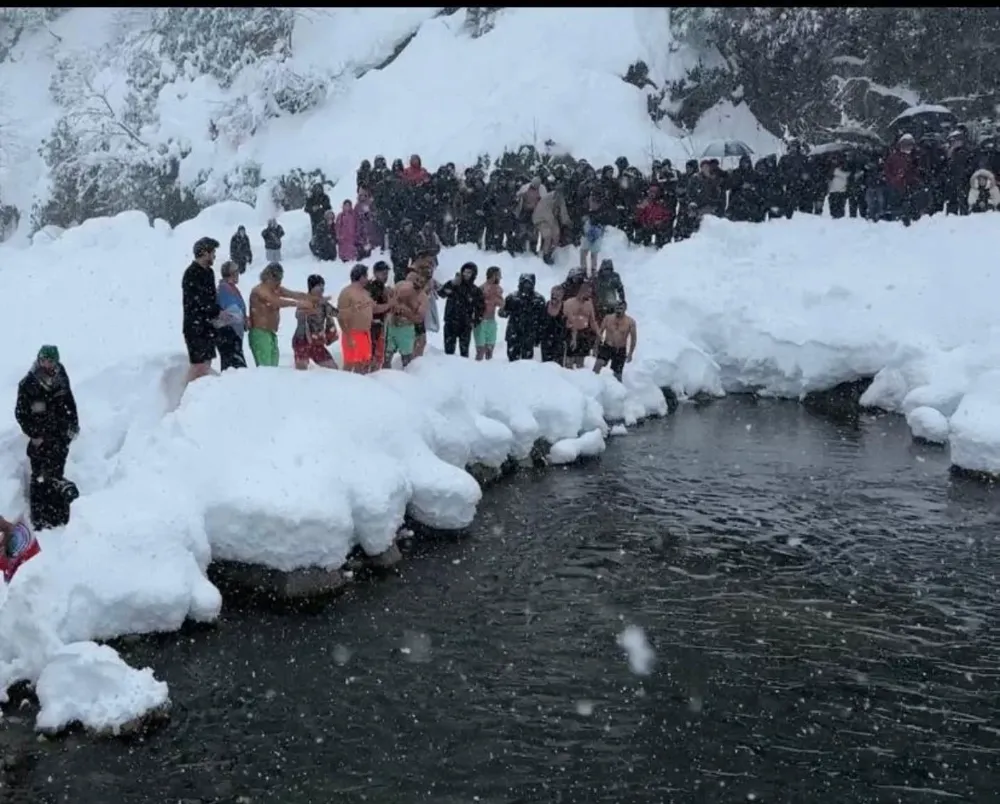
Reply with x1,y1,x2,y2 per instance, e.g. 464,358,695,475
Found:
248,262,313,367
561,282,600,369
593,300,637,382
337,263,375,373
385,270,428,369
474,266,503,361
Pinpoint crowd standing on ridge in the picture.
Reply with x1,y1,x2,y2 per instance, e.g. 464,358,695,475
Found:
283,129,1000,282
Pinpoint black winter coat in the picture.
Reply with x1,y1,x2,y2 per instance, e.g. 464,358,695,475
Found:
16,365,79,442
438,277,485,327
501,290,546,346
230,232,252,265
261,224,284,250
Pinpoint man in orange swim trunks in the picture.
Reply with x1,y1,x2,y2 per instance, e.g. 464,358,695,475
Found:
337,263,375,373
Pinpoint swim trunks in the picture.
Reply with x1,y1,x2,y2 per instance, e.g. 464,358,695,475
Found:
596,343,628,378
292,336,334,365
341,330,373,365
565,330,595,359
248,328,279,367
183,329,216,365
473,318,498,348
386,323,416,357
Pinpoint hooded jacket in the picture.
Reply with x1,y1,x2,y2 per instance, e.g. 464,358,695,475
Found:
438,263,485,327
16,362,79,441
593,263,625,313
968,168,1000,211
500,274,546,346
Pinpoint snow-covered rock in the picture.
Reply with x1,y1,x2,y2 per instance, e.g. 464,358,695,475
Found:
35,642,169,736
906,406,949,444
949,371,1000,475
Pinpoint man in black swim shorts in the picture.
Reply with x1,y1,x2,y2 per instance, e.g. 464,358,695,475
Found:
593,300,637,383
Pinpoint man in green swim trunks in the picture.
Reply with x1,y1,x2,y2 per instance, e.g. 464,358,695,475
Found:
247,263,313,367
385,270,427,369
475,266,503,361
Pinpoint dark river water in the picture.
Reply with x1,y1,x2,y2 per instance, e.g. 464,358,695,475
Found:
3,399,999,804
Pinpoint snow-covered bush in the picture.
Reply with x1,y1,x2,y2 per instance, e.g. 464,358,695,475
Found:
193,162,264,208
271,168,335,211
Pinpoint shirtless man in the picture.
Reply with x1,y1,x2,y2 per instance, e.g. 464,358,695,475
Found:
410,252,436,359
474,266,503,361
385,270,428,368
248,263,313,367
337,264,375,373
561,282,600,369
593,300,637,382
366,261,393,372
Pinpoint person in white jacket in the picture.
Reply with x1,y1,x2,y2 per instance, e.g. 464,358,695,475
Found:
826,154,851,219
514,176,548,254
968,168,1000,213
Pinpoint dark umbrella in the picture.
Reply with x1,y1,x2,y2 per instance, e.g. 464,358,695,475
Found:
828,127,884,148
701,140,754,159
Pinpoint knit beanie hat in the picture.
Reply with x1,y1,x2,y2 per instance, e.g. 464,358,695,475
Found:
37,345,59,363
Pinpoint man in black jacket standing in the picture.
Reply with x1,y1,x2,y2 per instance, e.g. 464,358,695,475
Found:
437,261,484,358
499,273,546,362
182,237,224,384
15,345,80,531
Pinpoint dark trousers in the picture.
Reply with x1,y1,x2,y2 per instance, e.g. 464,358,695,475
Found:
28,438,71,531
217,327,247,371
540,340,565,364
828,192,847,219
506,341,535,362
443,321,472,357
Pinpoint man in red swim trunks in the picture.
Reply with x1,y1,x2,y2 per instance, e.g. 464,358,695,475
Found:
292,274,338,370
337,263,375,373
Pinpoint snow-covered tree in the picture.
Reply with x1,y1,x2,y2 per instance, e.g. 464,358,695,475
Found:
0,8,66,61
152,8,294,88
464,7,502,38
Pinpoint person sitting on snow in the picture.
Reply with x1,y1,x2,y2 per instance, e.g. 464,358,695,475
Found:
968,168,1000,213
15,346,80,531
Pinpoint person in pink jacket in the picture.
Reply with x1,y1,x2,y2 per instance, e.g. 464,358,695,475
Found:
335,200,359,262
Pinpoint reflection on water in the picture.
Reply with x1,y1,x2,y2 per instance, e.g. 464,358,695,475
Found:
3,399,999,803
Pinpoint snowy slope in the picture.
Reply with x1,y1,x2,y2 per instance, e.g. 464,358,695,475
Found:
0,8,781,224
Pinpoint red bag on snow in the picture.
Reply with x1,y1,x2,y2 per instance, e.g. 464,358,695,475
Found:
0,521,41,583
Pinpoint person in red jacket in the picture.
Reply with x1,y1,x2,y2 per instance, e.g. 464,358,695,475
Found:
634,185,673,248
884,134,922,225
402,154,431,187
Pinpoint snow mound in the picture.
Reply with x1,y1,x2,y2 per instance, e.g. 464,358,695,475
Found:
549,429,607,465
949,372,1000,473
906,406,949,445
35,642,169,736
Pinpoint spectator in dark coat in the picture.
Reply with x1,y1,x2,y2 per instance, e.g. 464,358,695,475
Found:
229,226,252,274
15,345,80,530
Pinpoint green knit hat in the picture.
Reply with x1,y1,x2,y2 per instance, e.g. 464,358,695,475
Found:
37,345,59,363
